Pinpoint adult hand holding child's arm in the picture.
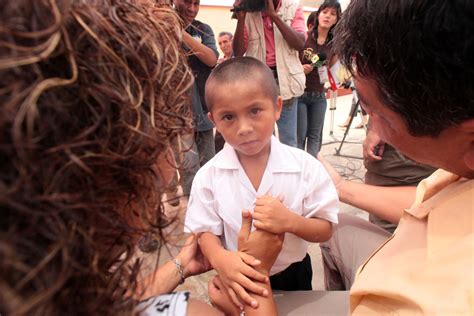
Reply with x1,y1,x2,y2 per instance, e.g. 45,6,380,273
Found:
199,232,269,309
210,210,283,316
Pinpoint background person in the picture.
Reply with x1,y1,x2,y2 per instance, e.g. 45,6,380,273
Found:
217,31,234,64
297,0,341,156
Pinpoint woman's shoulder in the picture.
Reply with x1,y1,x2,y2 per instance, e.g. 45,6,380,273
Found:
137,292,189,316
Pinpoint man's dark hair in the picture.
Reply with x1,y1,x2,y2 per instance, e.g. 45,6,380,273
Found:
205,57,279,111
218,31,233,39
334,0,474,136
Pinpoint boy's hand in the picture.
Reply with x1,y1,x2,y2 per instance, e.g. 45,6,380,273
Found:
212,248,269,309
253,195,293,234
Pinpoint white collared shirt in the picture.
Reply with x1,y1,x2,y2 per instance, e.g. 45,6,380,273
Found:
185,136,339,274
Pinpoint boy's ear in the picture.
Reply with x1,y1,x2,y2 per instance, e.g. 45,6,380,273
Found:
275,96,283,120
208,112,216,125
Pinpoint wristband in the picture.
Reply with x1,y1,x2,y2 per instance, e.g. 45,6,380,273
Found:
172,258,185,284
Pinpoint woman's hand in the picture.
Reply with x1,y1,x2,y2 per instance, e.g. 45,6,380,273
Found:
208,276,241,316
176,234,211,278
303,64,314,74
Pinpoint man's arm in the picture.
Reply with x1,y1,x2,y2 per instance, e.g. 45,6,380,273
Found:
183,23,218,67
338,181,415,224
265,0,305,51
318,154,416,224
232,2,247,57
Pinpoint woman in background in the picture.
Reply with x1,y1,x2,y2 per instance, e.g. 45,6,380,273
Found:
297,0,341,155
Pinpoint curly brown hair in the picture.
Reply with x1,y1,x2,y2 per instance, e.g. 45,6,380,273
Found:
0,0,193,314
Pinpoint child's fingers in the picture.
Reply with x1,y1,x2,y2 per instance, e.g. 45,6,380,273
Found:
238,252,261,266
239,261,269,284
252,220,264,230
255,195,271,205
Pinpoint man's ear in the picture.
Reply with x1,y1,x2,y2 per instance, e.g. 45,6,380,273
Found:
275,96,283,121
460,119,474,171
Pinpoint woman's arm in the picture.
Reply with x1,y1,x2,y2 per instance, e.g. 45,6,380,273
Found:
137,235,211,300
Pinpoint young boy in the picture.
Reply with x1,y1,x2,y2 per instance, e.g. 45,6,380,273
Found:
184,57,339,305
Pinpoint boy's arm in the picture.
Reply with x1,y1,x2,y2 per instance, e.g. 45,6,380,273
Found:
199,232,269,309
253,196,333,242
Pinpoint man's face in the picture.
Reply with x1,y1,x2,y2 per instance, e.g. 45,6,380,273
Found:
355,77,468,175
175,0,200,24
218,35,233,57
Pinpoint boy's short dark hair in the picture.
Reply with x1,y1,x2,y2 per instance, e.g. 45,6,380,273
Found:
334,0,474,136
205,56,279,111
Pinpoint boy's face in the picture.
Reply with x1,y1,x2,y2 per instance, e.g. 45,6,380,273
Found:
208,80,282,159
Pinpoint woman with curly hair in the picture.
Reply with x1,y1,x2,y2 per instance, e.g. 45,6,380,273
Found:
0,0,286,315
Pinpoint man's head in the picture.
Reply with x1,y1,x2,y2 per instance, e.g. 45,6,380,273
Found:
334,0,474,177
205,57,281,158
218,32,234,58
174,0,200,24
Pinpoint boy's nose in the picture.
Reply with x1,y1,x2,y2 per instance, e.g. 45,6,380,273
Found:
237,119,253,135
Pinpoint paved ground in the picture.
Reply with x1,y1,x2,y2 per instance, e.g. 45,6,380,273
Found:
140,94,369,302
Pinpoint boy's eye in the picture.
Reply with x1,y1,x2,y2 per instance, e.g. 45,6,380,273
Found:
222,114,233,121
250,108,261,115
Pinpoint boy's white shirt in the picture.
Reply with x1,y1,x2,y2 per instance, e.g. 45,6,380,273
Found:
184,136,339,275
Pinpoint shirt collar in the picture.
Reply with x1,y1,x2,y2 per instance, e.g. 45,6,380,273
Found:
405,169,462,218
213,136,301,173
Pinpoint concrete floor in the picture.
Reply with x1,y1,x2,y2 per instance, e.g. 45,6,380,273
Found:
140,94,369,303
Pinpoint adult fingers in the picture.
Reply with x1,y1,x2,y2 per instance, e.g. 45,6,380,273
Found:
238,209,252,247
230,282,260,309
226,286,244,310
